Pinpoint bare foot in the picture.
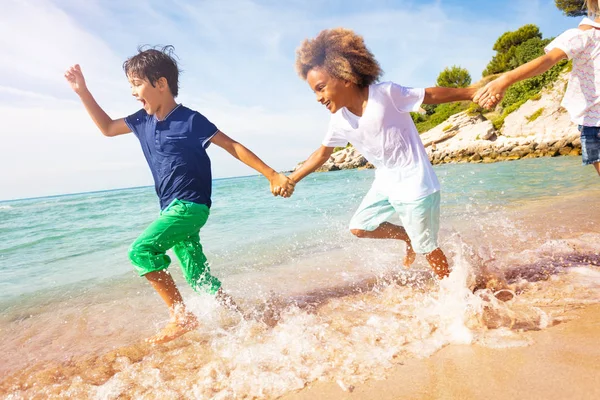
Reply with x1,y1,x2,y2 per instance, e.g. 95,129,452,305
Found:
145,312,199,344
403,244,417,267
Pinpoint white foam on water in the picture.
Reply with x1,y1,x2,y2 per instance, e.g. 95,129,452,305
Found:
3,232,600,399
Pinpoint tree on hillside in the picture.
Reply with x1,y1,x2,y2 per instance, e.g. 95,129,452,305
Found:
511,37,552,69
555,0,586,17
436,65,472,88
483,24,542,76
493,24,541,54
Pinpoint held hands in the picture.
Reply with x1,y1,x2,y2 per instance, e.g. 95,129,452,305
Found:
64,64,88,95
473,77,508,110
270,173,296,198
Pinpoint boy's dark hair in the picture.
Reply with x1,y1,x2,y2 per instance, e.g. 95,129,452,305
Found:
123,45,181,97
295,28,382,88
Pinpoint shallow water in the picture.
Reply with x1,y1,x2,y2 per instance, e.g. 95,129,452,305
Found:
1,156,599,399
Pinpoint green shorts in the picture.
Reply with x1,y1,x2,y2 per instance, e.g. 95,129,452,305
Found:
349,189,441,254
128,199,221,294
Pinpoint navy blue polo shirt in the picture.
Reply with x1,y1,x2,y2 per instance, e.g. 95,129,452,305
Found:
125,104,217,210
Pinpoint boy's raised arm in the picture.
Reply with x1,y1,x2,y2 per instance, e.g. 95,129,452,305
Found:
474,48,567,109
64,64,130,137
209,131,295,197
423,86,477,105
289,145,334,183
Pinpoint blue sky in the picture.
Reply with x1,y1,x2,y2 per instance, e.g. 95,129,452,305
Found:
0,0,579,200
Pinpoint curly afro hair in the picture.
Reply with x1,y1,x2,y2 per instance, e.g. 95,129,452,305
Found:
295,28,382,88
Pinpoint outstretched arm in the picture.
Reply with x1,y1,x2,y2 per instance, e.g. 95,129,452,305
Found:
423,87,477,105
210,131,295,197
64,64,130,137
474,48,567,108
289,145,334,183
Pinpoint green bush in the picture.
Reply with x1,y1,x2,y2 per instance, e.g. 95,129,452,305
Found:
492,115,506,130
483,47,517,76
422,103,438,115
415,102,470,133
466,102,484,116
410,112,426,124
511,37,551,69
500,60,568,109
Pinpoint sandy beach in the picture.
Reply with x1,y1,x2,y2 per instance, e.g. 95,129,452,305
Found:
283,304,600,400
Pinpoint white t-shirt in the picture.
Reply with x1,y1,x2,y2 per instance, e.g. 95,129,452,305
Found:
545,18,600,126
322,81,440,202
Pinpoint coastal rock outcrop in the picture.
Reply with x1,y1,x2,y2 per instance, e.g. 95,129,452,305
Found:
424,74,580,165
294,147,374,173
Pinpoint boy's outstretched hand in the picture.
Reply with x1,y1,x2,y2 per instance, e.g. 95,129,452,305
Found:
64,64,88,95
473,78,506,110
270,173,295,198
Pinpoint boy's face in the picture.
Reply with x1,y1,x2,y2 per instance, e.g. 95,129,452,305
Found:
306,67,353,114
128,74,166,115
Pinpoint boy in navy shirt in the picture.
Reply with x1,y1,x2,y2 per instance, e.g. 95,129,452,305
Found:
65,46,295,344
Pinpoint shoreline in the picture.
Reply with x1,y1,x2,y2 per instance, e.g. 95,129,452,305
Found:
282,303,600,400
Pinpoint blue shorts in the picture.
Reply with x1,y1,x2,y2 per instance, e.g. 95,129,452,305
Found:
578,125,600,165
349,189,441,254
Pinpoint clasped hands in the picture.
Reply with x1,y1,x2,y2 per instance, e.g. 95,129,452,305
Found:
472,77,507,110
270,173,296,198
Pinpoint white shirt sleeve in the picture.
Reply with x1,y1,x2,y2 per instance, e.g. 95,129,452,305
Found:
322,115,348,148
544,28,588,60
388,82,425,113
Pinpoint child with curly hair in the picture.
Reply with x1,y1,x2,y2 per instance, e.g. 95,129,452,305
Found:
287,28,479,280
475,0,600,176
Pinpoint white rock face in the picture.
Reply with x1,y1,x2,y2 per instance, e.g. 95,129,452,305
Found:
295,72,582,172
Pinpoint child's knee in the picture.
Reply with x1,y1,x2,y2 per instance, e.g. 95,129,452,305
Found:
127,241,146,262
128,241,170,274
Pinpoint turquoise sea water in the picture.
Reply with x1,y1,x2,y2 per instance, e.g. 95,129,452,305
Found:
1,156,600,398
0,156,596,305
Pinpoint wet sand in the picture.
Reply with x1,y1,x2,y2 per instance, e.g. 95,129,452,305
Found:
282,303,600,400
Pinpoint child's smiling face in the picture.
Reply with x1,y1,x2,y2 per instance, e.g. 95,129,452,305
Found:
306,67,354,114
128,74,166,116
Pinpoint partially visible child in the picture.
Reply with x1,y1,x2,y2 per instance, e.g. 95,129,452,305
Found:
286,28,479,280
65,46,295,344
475,0,600,176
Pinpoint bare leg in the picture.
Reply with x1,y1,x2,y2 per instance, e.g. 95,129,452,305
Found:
144,270,198,344
425,247,450,279
594,162,600,176
351,222,416,267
